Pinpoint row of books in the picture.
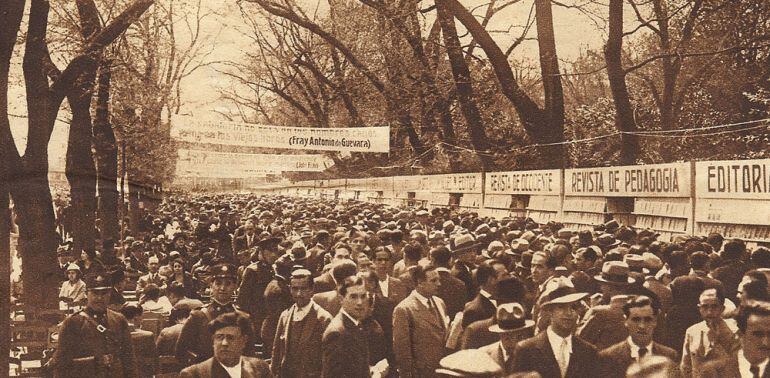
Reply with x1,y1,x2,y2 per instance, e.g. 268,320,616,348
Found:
635,198,690,218
635,215,688,232
696,223,770,241
563,197,607,213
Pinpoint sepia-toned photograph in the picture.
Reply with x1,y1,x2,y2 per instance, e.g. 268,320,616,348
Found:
2,0,769,376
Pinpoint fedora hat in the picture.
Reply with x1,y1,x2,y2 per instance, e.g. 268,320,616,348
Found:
510,238,530,253
623,254,649,274
594,261,634,285
435,349,503,377
489,303,535,333
597,233,622,248
539,277,588,308
451,234,479,255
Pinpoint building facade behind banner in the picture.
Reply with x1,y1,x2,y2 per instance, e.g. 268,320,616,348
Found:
268,158,770,246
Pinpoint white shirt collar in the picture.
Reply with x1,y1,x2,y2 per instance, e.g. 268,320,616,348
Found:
292,301,313,321
546,326,573,355
340,309,360,326
379,276,390,297
479,289,497,306
627,337,654,360
435,267,451,273
412,290,431,308
218,356,243,378
738,349,769,378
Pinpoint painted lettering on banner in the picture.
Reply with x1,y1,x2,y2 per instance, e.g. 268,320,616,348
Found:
171,116,390,153
565,163,690,197
696,159,770,199
486,170,561,195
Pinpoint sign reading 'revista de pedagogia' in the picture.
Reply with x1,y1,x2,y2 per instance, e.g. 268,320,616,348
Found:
565,162,691,197
170,116,390,153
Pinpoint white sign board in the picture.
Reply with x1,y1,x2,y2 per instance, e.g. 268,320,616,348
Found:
485,169,561,195
565,162,691,197
695,159,770,199
171,116,390,152
176,149,333,177
418,173,483,193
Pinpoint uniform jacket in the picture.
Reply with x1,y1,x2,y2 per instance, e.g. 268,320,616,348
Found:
512,331,599,378
175,304,252,366
52,309,138,378
598,340,678,378
322,312,372,378
237,262,273,328
179,356,271,378
392,292,449,378
270,302,332,378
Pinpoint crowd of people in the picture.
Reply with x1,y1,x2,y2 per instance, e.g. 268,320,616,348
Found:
45,193,770,377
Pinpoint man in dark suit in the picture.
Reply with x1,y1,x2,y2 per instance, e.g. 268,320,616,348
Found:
322,274,378,378
393,265,449,378
512,278,598,378
179,312,271,378
312,260,358,316
271,269,332,378
711,239,750,303
136,255,166,295
577,261,636,350
450,234,479,301
431,246,467,320
232,223,259,253
260,255,294,356
237,238,279,334
598,296,677,378
373,246,409,306
121,304,159,378
314,244,353,293
462,276,528,350
176,263,253,366
478,302,535,376
461,261,499,327
698,300,770,378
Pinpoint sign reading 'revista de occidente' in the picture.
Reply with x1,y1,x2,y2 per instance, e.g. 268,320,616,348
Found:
170,115,390,153
565,162,691,197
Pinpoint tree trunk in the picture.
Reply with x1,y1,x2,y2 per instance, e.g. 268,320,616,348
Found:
66,65,99,256
605,0,639,164
94,61,120,244
436,0,494,170
534,0,566,167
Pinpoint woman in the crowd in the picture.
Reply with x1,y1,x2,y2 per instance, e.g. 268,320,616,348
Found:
58,263,86,305
168,258,199,299
77,249,104,277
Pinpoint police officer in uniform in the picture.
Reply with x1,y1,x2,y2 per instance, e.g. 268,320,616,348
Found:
175,263,253,366
50,273,138,378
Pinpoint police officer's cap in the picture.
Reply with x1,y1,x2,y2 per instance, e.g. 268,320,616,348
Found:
209,263,237,280
84,273,112,291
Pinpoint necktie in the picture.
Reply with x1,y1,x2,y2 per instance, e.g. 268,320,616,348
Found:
558,338,569,377
751,365,760,378
638,347,648,361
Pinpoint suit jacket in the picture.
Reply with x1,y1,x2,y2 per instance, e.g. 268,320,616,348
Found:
598,340,678,378
577,304,629,351
313,271,336,294
512,331,598,378
451,261,477,301
312,291,343,316
479,341,514,375
383,276,409,306
711,260,749,303
232,233,258,252
392,292,449,378
136,272,166,294
271,302,332,378
130,328,158,378
436,269,468,320
175,305,252,365
461,318,498,350
237,262,273,329
691,349,770,378
156,323,183,356
322,312,371,378
261,279,294,355
461,293,496,328
179,356,271,378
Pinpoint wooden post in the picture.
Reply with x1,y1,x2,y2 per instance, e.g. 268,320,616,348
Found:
1,186,10,378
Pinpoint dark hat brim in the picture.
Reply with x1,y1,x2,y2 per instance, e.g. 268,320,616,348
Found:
593,275,634,285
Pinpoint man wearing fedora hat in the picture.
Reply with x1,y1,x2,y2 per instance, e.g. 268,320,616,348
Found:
577,261,636,350
598,296,677,378
478,302,535,375
451,234,480,301
176,263,253,366
513,277,597,378
50,273,138,377
435,349,504,377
